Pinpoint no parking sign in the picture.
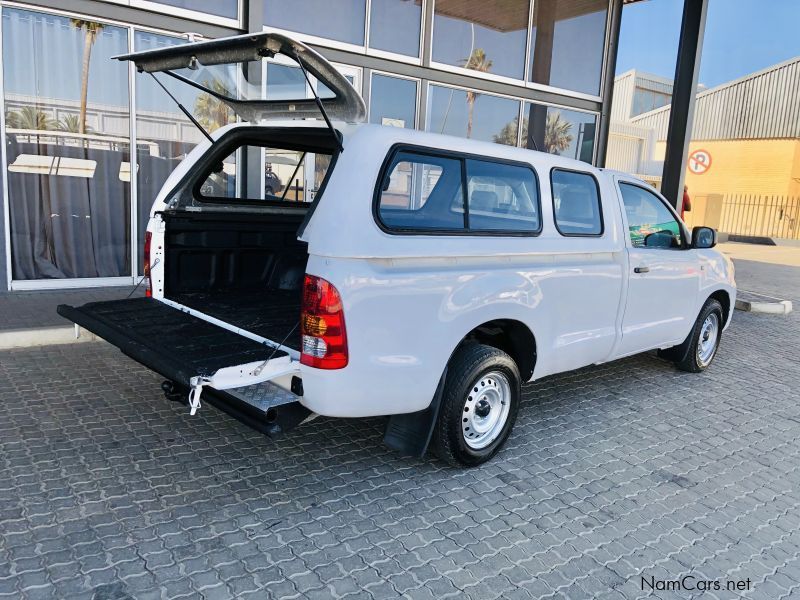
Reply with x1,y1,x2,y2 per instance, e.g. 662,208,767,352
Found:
688,149,712,174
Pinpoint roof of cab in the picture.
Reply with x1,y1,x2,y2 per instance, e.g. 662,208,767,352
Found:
224,119,605,177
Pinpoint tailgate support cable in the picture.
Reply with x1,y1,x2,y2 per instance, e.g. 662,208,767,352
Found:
187,321,300,415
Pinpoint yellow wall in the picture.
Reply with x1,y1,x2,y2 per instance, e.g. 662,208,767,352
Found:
683,138,800,198
680,139,800,235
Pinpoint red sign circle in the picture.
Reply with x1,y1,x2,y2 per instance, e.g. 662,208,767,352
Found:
688,149,712,174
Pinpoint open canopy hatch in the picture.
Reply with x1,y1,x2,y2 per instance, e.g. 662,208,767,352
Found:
114,32,366,124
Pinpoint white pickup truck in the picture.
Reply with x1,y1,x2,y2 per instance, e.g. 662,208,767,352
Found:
59,33,736,467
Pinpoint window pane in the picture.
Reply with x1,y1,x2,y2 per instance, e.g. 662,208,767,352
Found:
466,160,540,232
134,31,238,274
148,0,237,19
426,85,520,145
266,63,306,100
3,9,131,280
378,152,464,230
432,0,530,79
198,145,329,204
619,183,682,248
369,74,417,128
521,103,597,163
263,0,366,46
529,0,608,95
551,169,603,235
369,0,421,57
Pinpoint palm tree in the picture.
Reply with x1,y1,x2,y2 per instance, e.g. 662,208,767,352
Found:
492,116,521,146
58,114,91,133
5,106,55,130
462,48,492,139
193,79,234,132
544,111,573,155
70,19,103,135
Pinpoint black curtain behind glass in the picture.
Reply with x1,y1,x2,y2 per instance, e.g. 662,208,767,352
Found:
7,139,131,279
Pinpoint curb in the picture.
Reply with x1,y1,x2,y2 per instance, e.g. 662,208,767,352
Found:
0,326,102,350
735,298,793,315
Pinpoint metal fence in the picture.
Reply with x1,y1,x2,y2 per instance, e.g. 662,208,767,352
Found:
719,194,800,240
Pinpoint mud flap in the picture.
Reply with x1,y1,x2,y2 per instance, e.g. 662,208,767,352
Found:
383,368,447,458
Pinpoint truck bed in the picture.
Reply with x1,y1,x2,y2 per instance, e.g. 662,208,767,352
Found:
169,289,301,352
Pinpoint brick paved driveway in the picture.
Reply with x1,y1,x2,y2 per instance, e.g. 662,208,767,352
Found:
1,299,799,598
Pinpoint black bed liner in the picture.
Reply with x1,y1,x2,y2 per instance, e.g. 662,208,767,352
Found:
169,290,301,351
57,297,285,387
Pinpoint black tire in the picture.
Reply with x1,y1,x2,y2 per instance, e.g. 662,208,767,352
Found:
432,343,521,467
662,299,724,373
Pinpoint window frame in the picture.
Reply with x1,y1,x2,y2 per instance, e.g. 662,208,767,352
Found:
549,167,605,238
373,143,543,237
177,127,341,210
617,180,689,250
368,70,421,129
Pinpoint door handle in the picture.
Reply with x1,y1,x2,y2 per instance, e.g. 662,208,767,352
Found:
634,265,650,274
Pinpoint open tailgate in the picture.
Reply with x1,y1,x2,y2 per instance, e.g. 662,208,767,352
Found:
57,298,300,417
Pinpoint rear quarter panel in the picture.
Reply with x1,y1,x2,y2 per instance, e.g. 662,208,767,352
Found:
299,127,627,418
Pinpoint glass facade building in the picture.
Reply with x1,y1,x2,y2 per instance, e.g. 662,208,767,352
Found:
0,0,618,290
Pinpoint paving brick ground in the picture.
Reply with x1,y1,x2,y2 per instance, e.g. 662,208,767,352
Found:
1,268,799,599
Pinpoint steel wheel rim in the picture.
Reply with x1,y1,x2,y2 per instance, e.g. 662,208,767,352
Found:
697,312,720,366
462,371,511,450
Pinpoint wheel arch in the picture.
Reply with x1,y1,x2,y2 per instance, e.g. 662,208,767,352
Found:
458,319,537,382
707,289,731,325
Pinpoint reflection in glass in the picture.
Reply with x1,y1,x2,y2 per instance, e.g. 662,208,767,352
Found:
432,0,530,79
369,0,422,57
369,74,417,129
427,85,520,145
378,152,464,230
529,0,608,95
134,31,239,274
266,63,306,100
149,0,238,19
263,0,366,46
3,9,131,280
521,103,597,163
551,169,603,235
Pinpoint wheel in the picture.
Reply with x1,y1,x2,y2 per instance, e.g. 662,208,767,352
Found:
432,343,521,467
669,299,724,373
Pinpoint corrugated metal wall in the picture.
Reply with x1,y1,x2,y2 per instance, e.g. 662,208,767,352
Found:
610,71,635,122
630,56,800,141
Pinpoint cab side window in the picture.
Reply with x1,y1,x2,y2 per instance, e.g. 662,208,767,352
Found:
551,169,603,236
619,183,683,248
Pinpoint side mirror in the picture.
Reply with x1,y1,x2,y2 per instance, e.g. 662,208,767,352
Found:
691,226,717,249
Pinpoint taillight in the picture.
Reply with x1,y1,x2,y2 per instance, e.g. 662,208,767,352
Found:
300,274,348,369
143,231,152,297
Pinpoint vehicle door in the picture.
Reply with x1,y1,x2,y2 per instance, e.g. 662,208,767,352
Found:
615,179,700,357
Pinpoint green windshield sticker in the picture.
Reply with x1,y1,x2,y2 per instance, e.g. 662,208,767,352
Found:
629,220,681,247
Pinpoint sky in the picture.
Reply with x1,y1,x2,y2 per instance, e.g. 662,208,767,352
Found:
615,0,800,88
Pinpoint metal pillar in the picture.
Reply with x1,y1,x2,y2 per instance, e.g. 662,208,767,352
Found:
660,0,709,208
595,0,623,167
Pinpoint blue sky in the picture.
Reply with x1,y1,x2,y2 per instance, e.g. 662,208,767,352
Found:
616,0,800,88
